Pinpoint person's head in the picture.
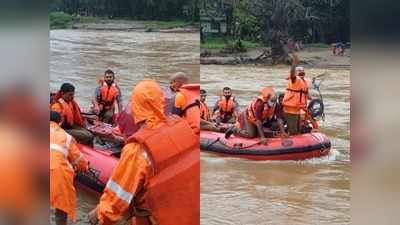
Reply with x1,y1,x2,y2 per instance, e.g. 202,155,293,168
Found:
260,87,276,106
104,69,115,86
200,89,207,102
170,72,188,92
267,93,277,108
222,87,232,99
131,80,166,128
50,111,62,124
295,66,305,78
59,83,75,102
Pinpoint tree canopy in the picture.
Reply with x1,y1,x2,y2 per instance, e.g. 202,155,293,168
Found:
50,0,199,21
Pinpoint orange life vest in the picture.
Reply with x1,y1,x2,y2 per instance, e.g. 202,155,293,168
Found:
54,97,84,127
199,100,210,121
127,116,199,225
179,84,200,134
217,96,235,115
98,80,119,108
247,96,275,123
282,76,308,111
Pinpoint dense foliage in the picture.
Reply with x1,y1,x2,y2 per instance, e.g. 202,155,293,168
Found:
50,0,199,21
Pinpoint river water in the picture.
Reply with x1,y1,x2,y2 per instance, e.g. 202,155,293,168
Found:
49,29,199,224
50,29,349,225
200,65,350,225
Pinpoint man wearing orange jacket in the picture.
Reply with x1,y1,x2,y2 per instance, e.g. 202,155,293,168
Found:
200,89,220,132
225,87,288,145
88,80,199,225
51,83,94,146
50,111,89,225
173,84,200,135
282,54,309,135
93,70,123,124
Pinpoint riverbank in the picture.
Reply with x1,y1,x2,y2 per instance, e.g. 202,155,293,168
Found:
201,44,350,69
50,12,199,32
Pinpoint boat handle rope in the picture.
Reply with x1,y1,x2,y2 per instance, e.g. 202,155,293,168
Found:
205,137,262,151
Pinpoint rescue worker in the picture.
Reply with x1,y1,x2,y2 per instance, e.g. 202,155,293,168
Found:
282,54,309,135
51,83,94,146
212,87,239,124
50,111,89,225
88,79,199,225
93,69,122,124
164,72,188,115
173,83,200,134
200,89,221,132
225,87,288,145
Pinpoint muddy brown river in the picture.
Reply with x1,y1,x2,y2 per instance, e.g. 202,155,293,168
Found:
50,29,349,225
50,29,199,224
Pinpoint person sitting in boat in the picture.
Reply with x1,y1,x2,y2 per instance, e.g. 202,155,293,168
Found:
164,72,188,115
50,111,89,225
51,83,94,146
263,91,287,132
225,87,288,145
212,87,239,124
88,79,199,225
92,69,122,124
173,83,200,134
200,89,222,132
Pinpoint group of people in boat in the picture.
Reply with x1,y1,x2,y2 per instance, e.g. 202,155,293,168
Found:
200,54,319,145
49,53,319,225
50,70,200,225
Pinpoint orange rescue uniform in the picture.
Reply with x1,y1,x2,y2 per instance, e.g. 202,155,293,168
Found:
50,121,88,221
95,80,199,225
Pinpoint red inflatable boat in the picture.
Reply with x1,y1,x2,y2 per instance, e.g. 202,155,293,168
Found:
200,130,331,160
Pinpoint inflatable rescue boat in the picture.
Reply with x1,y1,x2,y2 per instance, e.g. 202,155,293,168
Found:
200,130,331,160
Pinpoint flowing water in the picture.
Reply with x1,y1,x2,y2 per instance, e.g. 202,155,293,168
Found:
49,29,199,224
50,29,350,225
200,65,350,225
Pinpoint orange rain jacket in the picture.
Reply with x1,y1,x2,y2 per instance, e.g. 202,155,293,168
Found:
50,121,88,221
96,80,199,225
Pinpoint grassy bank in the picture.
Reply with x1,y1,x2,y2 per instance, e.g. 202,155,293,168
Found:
50,12,198,30
50,12,98,29
201,36,262,50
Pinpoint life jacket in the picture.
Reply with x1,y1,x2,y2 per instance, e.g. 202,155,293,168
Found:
127,116,199,225
217,95,235,116
98,80,119,109
53,94,84,127
199,100,210,121
178,84,200,134
282,76,308,110
247,96,275,123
